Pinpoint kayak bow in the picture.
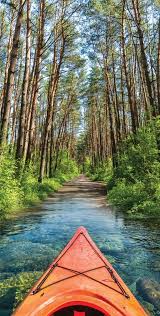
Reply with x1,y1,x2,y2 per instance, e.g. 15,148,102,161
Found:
13,226,148,316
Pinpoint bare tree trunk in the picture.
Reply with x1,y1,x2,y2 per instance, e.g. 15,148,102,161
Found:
0,8,15,122
10,53,23,149
105,71,117,168
25,0,45,162
120,65,127,136
132,0,154,115
0,0,26,146
16,0,31,160
157,18,160,113
112,53,121,143
122,1,138,133
39,25,65,182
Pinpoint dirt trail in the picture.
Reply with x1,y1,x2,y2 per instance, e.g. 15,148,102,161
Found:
49,175,107,207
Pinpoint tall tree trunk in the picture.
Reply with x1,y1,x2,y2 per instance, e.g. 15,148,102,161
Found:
121,0,138,133
39,26,65,183
0,8,16,124
132,0,154,116
10,52,23,149
112,53,121,143
120,65,127,136
105,71,117,168
0,0,25,146
16,0,31,160
157,18,160,113
25,0,45,162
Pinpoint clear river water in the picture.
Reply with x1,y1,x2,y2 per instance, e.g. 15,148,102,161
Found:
0,177,160,315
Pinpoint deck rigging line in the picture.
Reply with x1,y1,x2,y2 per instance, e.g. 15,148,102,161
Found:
32,232,130,299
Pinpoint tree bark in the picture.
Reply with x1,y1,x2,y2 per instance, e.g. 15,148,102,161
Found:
132,0,154,116
0,0,26,146
25,0,45,162
16,0,31,160
39,25,65,182
121,0,138,133
157,18,160,113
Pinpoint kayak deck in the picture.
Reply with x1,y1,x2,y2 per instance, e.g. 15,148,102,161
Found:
13,227,148,316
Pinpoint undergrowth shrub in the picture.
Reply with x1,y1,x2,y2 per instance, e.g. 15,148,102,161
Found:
20,164,40,205
108,181,148,211
0,152,23,219
83,157,92,175
89,159,113,183
54,151,79,181
89,119,160,217
108,121,160,216
0,149,79,220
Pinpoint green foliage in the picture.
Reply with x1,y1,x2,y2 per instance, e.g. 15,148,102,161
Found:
89,159,113,183
115,125,159,183
82,157,92,175
0,271,42,310
0,150,78,221
0,151,23,219
89,119,160,217
20,164,41,205
54,151,79,182
108,121,160,217
108,181,148,213
21,167,62,206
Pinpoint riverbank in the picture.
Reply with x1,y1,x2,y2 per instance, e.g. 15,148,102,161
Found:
0,173,77,222
0,150,79,221
0,161,79,222
0,177,60,221
86,123,160,219
90,169,160,219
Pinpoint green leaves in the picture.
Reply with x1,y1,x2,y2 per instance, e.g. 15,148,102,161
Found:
0,150,79,221
89,119,160,217
0,152,23,219
0,271,42,310
108,121,160,217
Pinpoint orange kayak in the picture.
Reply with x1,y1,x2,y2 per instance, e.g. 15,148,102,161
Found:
13,226,148,316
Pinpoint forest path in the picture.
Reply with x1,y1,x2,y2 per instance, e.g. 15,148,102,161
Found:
53,174,107,204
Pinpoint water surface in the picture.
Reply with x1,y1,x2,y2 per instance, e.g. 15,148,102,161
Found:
0,177,160,315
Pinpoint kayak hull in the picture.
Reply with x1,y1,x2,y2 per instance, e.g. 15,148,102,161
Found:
13,227,148,316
